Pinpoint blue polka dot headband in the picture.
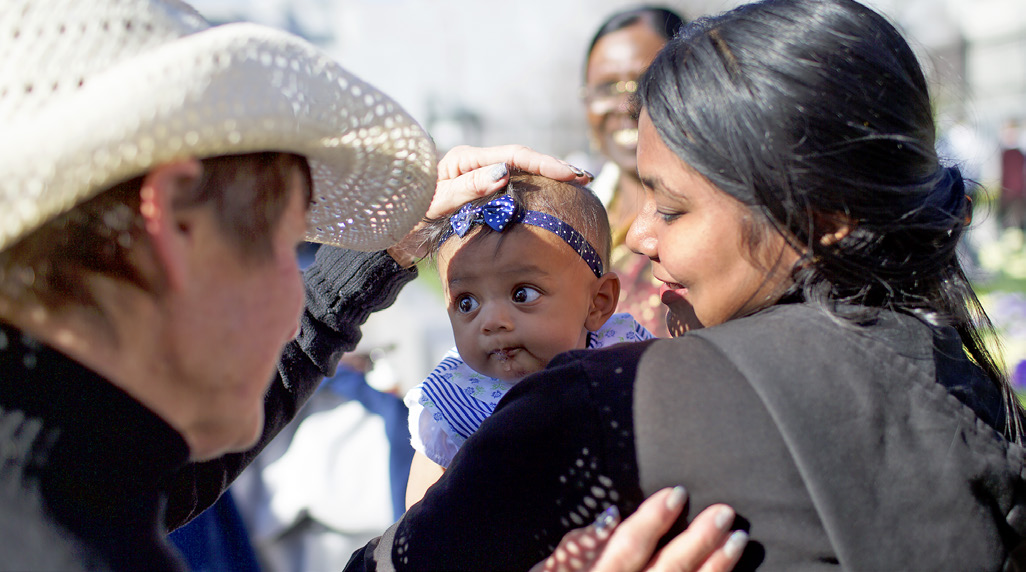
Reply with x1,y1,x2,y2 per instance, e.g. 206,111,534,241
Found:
441,194,604,278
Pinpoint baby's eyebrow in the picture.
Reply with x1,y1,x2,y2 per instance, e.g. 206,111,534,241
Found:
496,263,547,276
446,263,550,290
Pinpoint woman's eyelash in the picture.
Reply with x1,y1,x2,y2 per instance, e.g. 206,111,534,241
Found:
658,210,683,222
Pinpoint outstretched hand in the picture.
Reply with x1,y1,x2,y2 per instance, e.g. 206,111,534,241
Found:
531,488,748,572
387,145,592,266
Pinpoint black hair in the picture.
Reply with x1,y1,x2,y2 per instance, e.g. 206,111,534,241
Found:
584,5,686,79
638,0,1025,442
421,174,611,269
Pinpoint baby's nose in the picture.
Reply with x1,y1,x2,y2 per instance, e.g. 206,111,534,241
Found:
480,302,514,333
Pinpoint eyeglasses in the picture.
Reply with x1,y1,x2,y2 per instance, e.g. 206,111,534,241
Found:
581,80,638,114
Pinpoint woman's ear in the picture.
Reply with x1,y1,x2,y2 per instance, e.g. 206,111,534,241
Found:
813,211,854,247
138,159,203,292
585,272,621,331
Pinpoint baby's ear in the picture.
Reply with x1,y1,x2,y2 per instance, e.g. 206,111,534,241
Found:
585,272,621,331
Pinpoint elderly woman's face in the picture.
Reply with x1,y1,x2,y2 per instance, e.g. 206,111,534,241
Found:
627,111,798,333
179,166,309,461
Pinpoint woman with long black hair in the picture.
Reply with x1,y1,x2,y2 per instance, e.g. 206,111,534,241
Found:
352,0,1026,569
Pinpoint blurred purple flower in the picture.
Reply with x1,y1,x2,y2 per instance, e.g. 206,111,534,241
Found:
1015,360,1026,388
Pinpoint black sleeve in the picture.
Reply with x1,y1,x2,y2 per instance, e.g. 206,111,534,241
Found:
349,342,650,571
164,247,417,531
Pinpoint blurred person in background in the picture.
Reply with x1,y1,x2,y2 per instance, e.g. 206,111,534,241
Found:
582,6,686,337
1000,119,1026,230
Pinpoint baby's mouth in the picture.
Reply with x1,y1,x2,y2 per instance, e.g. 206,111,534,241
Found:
489,348,520,362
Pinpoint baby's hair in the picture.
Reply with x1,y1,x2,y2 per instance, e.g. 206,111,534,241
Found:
422,173,612,269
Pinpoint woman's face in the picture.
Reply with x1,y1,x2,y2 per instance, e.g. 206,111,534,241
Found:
584,22,667,176
627,111,799,334
174,166,309,461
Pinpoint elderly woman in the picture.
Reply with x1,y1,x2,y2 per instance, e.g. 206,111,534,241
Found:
0,0,740,570
353,0,1026,570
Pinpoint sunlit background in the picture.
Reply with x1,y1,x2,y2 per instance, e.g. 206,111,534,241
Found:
189,0,1025,165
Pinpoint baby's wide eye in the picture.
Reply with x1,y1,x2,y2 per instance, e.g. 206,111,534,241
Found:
455,294,480,314
511,286,541,304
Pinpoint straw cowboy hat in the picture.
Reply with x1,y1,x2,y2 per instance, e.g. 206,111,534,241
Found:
0,0,437,252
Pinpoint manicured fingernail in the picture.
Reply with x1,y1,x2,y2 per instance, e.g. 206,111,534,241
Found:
714,506,734,531
593,505,619,531
565,163,585,177
582,170,594,179
724,530,748,559
489,162,508,181
666,486,687,510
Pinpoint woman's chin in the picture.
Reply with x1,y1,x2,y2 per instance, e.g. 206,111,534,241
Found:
663,297,703,336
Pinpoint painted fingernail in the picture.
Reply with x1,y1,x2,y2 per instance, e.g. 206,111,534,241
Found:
489,162,508,181
714,506,734,531
582,170,594,179
593,505,619,531
666,486,687,510
724,530,749,559
566,163,585,177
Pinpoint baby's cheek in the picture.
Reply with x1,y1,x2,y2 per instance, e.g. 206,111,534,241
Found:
453,336,485,371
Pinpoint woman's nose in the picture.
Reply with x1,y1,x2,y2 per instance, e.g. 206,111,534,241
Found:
626,198,658,258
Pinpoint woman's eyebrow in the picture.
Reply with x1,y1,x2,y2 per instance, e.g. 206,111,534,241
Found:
641,174,676,197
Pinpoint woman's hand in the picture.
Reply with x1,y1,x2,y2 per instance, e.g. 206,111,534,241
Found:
531,488,748,572
387,145,592,266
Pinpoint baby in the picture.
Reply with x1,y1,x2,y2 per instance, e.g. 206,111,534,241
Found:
403,173,654,508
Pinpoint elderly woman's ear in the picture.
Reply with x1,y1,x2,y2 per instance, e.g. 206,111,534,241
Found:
137,160,203,293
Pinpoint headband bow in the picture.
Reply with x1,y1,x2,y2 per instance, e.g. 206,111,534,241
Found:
442,194,605,278
450,195,517,238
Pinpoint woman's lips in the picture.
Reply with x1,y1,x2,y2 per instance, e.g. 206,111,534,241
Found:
659,282,688,305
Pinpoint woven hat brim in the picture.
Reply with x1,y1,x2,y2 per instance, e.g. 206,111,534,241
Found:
0,23,437,252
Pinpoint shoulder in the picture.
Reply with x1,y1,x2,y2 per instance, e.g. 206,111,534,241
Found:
637,304,1026,569
683,303,935,395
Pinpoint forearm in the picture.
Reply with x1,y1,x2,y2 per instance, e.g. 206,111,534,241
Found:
164,247,418,530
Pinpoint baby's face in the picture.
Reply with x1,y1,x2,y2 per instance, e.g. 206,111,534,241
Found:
437,226,599,382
